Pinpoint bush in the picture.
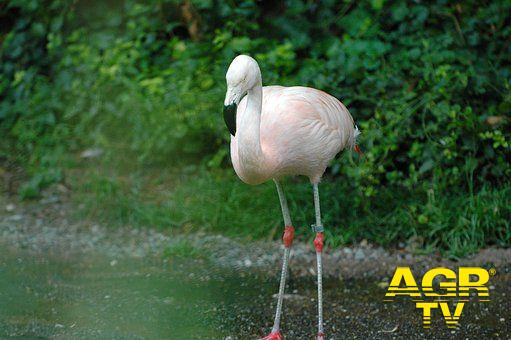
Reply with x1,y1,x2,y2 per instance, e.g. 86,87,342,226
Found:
1,0,510,253
0,0,75,196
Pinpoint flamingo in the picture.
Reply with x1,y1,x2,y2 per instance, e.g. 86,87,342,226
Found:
223,55,360,340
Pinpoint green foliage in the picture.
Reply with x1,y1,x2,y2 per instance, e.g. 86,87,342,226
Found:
75,166,511,258
162,239,209,260
0,0,75,193
1,0,510,254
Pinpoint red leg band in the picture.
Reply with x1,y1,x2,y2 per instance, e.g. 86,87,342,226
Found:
283,226,295,248
317,331,324,339
314,232,324,252
262,330,282,340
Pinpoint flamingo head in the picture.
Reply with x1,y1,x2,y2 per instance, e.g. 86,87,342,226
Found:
223,55,261,136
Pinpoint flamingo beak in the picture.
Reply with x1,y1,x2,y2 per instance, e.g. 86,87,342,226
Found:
223,103,237,136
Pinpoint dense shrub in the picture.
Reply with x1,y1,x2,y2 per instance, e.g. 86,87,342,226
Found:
0,0,78,197
1,0,510,252
3,0,510,190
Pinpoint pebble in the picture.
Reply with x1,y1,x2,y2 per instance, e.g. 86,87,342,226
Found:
272,293,304,301
8,214,23,221
377,281,389,289
80,148,103,159
354,249,365,260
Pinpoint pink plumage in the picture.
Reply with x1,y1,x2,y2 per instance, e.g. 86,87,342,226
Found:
231,85,358,184
222,55,359,339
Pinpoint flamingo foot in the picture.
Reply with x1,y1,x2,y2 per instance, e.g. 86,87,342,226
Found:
317,332,324,340
261,330,282,340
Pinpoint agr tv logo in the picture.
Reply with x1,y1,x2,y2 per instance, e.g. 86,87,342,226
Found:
384,267,495,328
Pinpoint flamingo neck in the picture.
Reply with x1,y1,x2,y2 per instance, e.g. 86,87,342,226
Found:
237,80,268,183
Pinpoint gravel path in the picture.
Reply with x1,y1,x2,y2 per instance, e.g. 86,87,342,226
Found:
1,190,510,338
1,190,510,280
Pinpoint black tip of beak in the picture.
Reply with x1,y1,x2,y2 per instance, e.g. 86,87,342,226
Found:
223,103,237,136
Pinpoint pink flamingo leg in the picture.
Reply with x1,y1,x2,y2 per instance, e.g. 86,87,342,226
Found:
313,183,325,340
314,232,324,340
261,181,294,339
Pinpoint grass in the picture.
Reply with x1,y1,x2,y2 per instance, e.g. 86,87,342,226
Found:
3,0,510,262
70,159,511,259
162,239,210,260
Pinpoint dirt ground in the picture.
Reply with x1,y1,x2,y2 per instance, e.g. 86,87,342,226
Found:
0,189,510,338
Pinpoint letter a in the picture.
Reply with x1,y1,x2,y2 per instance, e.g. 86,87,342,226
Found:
385,267,421,299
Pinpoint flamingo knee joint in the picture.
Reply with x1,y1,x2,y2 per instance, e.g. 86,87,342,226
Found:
314,232,324,253
283,226,295,248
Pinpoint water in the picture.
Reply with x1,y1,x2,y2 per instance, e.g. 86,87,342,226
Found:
1,247,509,338
0,249,274,339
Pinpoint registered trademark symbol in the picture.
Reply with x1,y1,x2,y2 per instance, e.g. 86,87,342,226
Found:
489,268,497,276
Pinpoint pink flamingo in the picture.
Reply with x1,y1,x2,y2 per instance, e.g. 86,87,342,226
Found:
223,55,359,340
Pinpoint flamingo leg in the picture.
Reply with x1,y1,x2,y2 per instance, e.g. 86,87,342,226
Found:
312,183,325,340
262,180,294,340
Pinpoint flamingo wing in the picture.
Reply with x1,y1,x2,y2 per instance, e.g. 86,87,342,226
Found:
259,86,356,181
231,86,357,183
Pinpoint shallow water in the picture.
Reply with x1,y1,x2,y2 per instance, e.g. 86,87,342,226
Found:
0,249,276,339
1,247,509,339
